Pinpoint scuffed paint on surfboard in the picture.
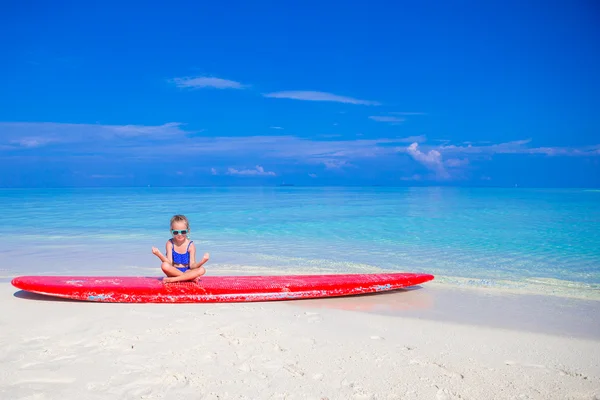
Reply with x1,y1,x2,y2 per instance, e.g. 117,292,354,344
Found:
11,273,435,303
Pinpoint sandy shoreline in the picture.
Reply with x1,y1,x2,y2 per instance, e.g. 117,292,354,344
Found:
1,282,599,399
294,284,600,340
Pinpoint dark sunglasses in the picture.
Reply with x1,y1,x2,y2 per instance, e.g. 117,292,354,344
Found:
171,229,188,235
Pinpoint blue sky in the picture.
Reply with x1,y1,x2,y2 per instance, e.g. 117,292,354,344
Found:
1,0,598,187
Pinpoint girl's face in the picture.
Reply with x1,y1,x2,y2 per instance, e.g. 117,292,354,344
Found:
171,220,189,242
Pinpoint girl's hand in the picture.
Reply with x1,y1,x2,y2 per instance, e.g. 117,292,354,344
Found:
152,247,161,256
202,253,210,262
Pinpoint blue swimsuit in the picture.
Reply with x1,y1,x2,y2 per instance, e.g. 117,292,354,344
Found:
171,239,193,272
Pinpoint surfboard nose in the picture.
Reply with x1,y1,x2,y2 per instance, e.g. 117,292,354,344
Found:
11,276,40,291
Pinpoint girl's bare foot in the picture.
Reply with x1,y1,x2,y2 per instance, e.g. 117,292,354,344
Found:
163,274,202,284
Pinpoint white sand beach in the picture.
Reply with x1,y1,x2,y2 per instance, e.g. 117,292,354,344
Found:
1,282,599,400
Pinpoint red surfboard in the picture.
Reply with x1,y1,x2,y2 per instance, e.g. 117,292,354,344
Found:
11,273,434,303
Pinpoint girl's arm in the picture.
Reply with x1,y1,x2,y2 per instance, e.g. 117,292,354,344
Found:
152,248,169,263
152,240,172,263
165,240,174,264
188,242,197,267
195,254,210,268
191,249,210,269
189,243,210,269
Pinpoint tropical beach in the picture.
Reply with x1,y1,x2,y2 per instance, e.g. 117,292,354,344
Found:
2,0,600,399
1,187,600,399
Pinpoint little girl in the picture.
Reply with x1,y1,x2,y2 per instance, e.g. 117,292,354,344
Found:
152,214,210,283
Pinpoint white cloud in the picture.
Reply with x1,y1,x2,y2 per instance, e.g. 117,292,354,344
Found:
211,168,218,175
227,165,276,176
406,143,442,165
308,173,317,178
108,122,187,137
438,139,600,157
171,76,246,89
3,122,599,182
174,136,421,168
406,142,449,179
263,91,380,106
4,122,598,161
322,160,352,169
440,139,533,155
446,158,469,167
400,135,427,143
270,126,284,130
10,137,54,148
0,121,189,148
525,145,600,156
369,116,405,123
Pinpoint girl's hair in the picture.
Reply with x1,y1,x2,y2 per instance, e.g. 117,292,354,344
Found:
170,214,190,230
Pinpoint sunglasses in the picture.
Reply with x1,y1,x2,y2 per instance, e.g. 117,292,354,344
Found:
171,229,188,235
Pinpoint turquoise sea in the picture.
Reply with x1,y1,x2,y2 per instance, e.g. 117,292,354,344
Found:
1,187,599,298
